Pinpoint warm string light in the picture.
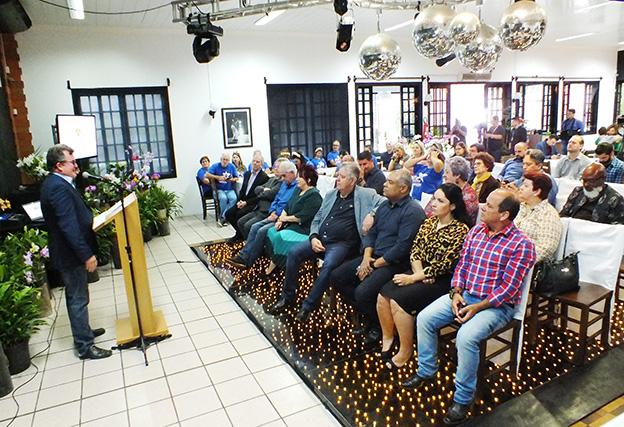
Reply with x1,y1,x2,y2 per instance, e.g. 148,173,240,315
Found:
199,243,624,426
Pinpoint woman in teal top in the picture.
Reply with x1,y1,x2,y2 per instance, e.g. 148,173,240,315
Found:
265,165,323,276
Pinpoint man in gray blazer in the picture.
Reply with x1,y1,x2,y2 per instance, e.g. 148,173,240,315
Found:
268,162,385,321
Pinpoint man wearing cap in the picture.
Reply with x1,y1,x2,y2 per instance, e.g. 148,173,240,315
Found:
560,163,624,224
309,147,327,169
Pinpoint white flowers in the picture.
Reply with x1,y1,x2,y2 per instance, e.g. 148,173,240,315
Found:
16,153,49,181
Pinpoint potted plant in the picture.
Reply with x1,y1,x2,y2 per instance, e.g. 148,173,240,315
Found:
148,184,182,236
16,151,49,184
137,190,158,242
0,279,46,375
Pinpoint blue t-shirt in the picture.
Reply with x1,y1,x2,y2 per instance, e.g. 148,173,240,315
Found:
327,150,341,165
308,157,327,169
196,167,212,194
207,163,239,191
410,163,443,201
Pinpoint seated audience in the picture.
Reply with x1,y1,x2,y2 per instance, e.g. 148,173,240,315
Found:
467,143,485,160
387,145,408,171
402,189,536,426
308,147,328,169
331,169,425,346
264,165,323,276
227,161,298,267
451,119,467,143
232,151,246,174
513,149,558,206
595,142,624,184
515,173,563,261
560,163,624,224
196,155,212,195
268,163,384,318
224,152,269,242
236,158,288,238
425,156,478,224
409,141,426,161
499,142,527,183
247,149,270,171
358,151,386,195
377,183,470,369
551,135,591,180
291,151,308,172
380,142,394,170
535,134,561,159
205,152,239,226
327,140,342,167
363,142,379,168
606,124,623,158
404,146,444,201
452,142,468,159
472,152,500,203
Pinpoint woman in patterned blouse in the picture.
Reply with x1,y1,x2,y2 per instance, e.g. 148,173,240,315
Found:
377,183,471,369
515,172,562,261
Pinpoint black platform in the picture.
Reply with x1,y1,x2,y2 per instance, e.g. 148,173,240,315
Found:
193,240,624,426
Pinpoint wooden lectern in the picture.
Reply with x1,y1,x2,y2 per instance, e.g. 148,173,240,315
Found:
93,192,169,345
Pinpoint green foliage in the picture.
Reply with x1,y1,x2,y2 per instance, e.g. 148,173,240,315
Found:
16,150,49,183
1,227,49,286
0,281,46,346
147,184,182,221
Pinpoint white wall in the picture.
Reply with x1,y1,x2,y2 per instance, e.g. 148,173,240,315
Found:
16,25,619,215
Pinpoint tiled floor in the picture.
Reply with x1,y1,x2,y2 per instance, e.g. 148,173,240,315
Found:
0,216,340,427
572,395,624,427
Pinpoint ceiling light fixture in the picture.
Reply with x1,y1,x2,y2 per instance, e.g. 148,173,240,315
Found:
574,1,614,14
555,32,595,42
254,10,285,26
618,41,624,45
384,19,413,32
67,0,84,20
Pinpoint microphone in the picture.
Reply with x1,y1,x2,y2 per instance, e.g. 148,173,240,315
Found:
82,171,107,182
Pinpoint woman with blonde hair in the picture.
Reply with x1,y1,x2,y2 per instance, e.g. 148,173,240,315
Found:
232,151,246,174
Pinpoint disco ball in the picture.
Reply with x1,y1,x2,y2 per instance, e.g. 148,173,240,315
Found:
456,23,502,73
412,4,456,59
499,0,547,51
359,33,401,81
449,12,481,45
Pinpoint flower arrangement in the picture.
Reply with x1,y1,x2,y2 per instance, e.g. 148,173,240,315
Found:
16,151,49,183
0,198,10,212
1,227,49,286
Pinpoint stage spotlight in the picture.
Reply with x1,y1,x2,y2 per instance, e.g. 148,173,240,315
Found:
436,53,456,67
334,0,349,16
336,21,353,52
192,35,220,64
186,12,223,64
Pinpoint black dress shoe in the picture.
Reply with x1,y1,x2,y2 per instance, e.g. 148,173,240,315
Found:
79,345,113,360
296,308,312,323
227,235,243,244
443,401,471,425
268,297,295,314
92,328,105,338
401,374,431,390
363,327,381,349
226,255,248,269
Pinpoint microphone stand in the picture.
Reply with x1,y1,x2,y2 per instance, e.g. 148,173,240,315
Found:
102,179,169,366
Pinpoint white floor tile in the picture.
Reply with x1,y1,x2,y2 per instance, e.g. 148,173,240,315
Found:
179,307,213,323
231,334,271,355
191,328,229,349
161,352,203,376
267,384,320,417
128,398,178,427
222,322,260,342
80,389,127,423
0,391,37,422
205,357,250,384
214,374,264,407
32,401,80,427
123,360,165,386
173,386,222,421
36,379,81,410
242,348,283,373
82,369,124,397
179,409,232,427
83,353,122,378
126,378,172,409
157,336,196,359
283,405,341,427
0,413,33,427
225,396,280,427
198,342,239,366
184,317,220,335
167,367,212,396
80,411,129,427
253,365,301,394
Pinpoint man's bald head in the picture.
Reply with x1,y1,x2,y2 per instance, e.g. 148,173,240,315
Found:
581,163,606,193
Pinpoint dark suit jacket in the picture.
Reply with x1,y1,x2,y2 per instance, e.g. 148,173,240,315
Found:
40,173,98,271
239,169,269,206
254,176,282,214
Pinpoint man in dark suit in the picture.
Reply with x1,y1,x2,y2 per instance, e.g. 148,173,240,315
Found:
225,152,269,242
40,144,112,360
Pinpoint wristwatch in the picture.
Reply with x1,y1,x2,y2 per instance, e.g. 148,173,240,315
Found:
449,287,463,300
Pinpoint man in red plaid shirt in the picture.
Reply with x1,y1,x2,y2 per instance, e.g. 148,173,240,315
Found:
402,189,536,425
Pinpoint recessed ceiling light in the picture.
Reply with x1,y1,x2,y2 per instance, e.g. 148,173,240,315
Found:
619,41,624,45
255,10,285,26
574,1,615,14
555,32,595,42
385,19,413,32
67,0,84,20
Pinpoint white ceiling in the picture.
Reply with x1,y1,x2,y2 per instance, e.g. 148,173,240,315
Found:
19,0,624,48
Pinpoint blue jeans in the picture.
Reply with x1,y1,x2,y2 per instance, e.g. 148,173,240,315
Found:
416,293,514,405
60,265,94,356
282,240,353,311
217,190,237,219
238,218,273,266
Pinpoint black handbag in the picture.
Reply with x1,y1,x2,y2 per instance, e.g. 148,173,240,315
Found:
533,227,580,297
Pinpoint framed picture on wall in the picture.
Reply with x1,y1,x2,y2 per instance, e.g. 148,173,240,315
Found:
222,107,253,148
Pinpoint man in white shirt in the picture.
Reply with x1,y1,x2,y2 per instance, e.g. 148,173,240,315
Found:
552,135,592,180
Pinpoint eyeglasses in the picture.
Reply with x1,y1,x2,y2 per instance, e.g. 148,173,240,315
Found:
59,160,78,166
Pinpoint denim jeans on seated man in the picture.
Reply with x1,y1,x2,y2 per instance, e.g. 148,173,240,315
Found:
60,264,96,355
282,240,355,311
217,189,237,219
415,293,514,405
235,218,275,266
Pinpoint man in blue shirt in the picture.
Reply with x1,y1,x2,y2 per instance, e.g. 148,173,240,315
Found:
535,134,562,159
560,109,584,155
512,149,558,206
595,142,624,184
499,142,527,183
327,140,341,167
206,152,239,226
227,161,298,268
308,147,328,169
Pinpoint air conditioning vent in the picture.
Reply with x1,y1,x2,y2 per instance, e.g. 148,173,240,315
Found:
461,73,492,81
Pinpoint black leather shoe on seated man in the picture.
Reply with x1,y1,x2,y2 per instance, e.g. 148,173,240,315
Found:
79,345,113,360
295,307,312,323
442,401,471,425
401,374,432,390
92,328,105,338
363,326,381,349
268,297,295,314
